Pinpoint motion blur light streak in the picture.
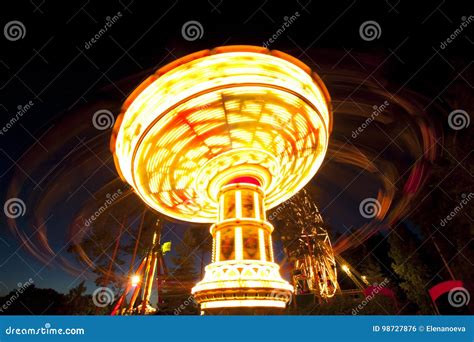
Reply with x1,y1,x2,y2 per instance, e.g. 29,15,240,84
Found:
4,48,437,298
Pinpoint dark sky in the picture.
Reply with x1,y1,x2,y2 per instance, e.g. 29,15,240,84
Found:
0,0,471,296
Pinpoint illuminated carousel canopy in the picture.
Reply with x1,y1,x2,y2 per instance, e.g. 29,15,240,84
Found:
111,45,332,223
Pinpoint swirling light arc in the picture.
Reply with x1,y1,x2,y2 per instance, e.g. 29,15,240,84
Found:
111,45,332,223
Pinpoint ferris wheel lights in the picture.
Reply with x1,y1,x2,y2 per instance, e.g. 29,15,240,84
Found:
342,265,350,273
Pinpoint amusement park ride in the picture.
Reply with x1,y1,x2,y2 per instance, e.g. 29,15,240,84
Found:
280,188,338,300
110,45,334,314
111,220,170,315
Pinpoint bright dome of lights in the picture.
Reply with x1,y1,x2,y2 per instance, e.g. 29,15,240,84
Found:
111,45,332,223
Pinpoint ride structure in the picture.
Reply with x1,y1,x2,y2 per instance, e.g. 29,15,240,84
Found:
278,188,338,300
111,220,170,315
111,45,333,313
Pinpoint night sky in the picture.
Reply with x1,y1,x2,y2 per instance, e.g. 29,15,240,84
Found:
0,0,471,299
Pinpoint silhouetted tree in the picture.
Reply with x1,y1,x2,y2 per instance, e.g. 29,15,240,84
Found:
388,224,433,314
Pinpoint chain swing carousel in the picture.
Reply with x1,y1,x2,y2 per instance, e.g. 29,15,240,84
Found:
110,45,333,314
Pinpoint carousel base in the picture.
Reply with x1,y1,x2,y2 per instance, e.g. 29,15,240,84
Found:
201,304,287,315
192,260,293,314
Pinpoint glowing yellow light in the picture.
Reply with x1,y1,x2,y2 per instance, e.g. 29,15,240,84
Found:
235,227,243,260
201,299,286,309
131,275,140,287
111,46,332,223
342,265,351,274
258,228,266,261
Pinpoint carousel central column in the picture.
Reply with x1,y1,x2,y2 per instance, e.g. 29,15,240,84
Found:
192,178,293,314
